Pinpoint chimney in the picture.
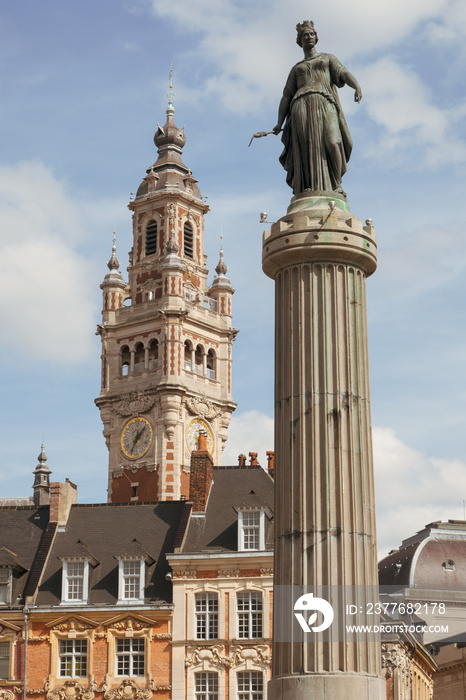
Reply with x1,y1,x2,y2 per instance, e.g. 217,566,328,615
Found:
189,433,214,512
266,451,275,479
238,454,246,467
49,479,78,526
249,452,259,466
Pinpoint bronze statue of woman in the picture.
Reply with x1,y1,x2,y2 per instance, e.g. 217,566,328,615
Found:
273,21,362,198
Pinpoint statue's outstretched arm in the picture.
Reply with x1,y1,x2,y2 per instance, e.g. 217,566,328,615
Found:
343,70,362,103
273,94,292,134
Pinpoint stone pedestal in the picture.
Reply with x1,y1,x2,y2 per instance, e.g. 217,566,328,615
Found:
262,195,385,699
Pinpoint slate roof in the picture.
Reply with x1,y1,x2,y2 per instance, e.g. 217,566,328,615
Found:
379,521,466,591
36,501,189,607
183,465,274,553
0,505,49,607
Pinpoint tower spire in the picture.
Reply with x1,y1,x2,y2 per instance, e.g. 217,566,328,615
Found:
32,443,51,506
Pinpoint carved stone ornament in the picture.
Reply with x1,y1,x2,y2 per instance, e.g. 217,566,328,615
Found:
185,645,230,668
172,570,196,580
230,645,271,668
115,392,156,417
166,203,176,220
0,690,14,700
381,642,413,688
185,397,222,420
50,618,94,633
149,682,171,693
218,569,240,579
47,681,95,700
260,568,273,577
104,680,151,700
109,617,150,632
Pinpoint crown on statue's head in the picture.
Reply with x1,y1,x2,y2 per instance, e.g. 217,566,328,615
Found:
295,20,319,47
296,20,315,32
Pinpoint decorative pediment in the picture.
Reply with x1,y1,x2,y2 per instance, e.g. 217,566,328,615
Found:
47,615,97,632
230,645,271,668
104,680,151,700
185,645,230,668
103,614,154,631
0,619,22,633
47,681,95,700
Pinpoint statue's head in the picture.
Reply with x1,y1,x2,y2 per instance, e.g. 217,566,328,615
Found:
296,20,318,47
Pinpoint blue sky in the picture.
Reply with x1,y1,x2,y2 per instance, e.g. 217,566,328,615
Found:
1,0,466,556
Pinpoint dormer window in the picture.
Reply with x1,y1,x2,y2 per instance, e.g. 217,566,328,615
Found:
238,510,265,551
61,560,89,604
0,568,11,606
118,558,144,604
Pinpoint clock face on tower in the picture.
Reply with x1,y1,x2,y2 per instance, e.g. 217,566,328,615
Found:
186,418,213,453
121,416,153,459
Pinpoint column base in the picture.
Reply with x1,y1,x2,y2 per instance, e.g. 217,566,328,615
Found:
268,673,386,700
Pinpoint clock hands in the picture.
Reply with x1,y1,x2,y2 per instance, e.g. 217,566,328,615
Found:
130,428,144,454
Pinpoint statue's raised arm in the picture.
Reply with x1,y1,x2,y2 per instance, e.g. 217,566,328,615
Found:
273,21,362,198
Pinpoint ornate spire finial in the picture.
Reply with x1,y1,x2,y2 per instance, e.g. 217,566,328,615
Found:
215,234,228,277
107,230,120,271
167,64,175,110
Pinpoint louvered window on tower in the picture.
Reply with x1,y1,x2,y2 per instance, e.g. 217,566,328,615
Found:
145,220,158,256
184,222,194,259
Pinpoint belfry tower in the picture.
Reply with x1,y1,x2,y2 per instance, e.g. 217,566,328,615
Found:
95,91,236,502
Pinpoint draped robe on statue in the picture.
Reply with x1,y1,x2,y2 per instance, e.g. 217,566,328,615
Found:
279,53,353,195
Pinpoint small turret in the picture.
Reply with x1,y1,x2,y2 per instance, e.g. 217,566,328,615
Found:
32,443,51,506
209,237,234,317
100,232,126,322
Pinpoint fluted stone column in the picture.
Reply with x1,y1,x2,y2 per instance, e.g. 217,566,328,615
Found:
263,195,385,700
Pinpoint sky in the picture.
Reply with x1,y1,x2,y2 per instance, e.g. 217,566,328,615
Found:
0,0,465,557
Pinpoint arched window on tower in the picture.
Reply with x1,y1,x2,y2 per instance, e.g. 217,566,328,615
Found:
145,220,158,256
134,342,145,373
183,222,194,259
206,349,216,380
194,345,204,375
121,346,130,377
148,339,159,371
184,341,193,371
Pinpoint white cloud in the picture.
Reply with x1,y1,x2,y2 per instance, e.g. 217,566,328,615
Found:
145,0,454,114
0,161,98,365
373,426,466,557
222,410,274,467
375,221,466,298
424,0,466,42
359,57,466,165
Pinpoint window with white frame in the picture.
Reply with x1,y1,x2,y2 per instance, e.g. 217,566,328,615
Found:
195,592,219,640
61,560,89,603
118,559,145,603
59,639,87,677
238,510,265,551
237,671,263,700
0,568,11,606
0,642,10,680
116,638,145,676
195,671,218,700
237,591,263,639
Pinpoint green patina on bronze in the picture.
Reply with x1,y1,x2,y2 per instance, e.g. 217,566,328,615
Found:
273,21,362,199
